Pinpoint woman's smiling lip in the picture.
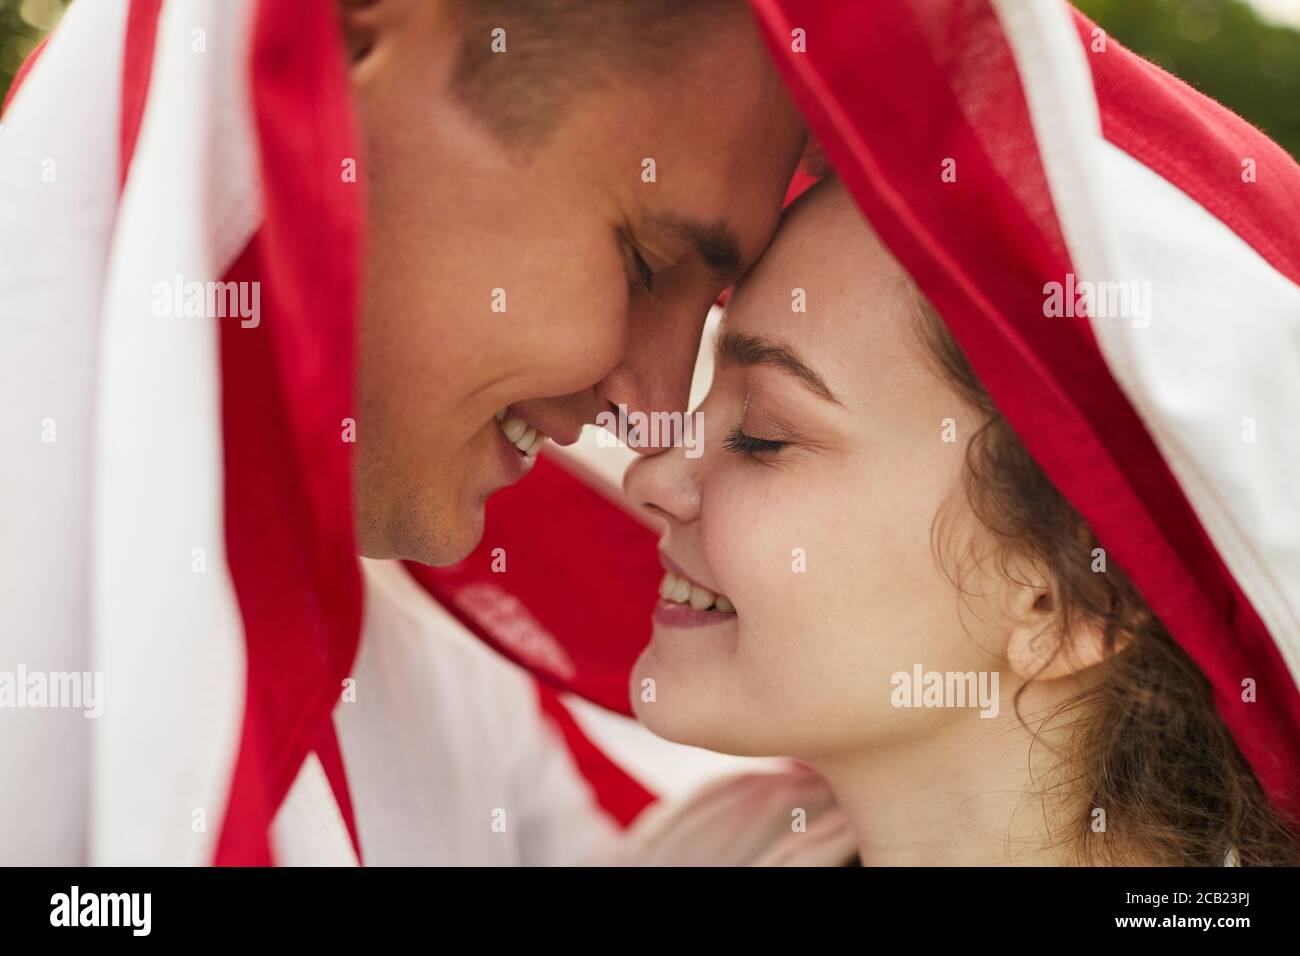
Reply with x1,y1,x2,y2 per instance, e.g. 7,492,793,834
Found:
654,551,737,629
658,552,726,598
652,599,737,629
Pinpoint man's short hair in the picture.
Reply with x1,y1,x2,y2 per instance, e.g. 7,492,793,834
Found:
449,0,735,148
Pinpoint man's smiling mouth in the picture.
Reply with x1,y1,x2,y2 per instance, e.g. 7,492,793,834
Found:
495,408,549,458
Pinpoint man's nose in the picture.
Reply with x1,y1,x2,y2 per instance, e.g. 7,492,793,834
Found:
594,297,710,455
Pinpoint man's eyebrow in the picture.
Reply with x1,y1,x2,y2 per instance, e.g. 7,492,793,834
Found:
715,330,842,405
654,215,745,285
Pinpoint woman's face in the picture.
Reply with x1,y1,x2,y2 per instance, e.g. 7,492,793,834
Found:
624,180,1011,760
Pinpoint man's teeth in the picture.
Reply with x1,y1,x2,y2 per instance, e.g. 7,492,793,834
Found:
658,572,735,613
496,410,548,457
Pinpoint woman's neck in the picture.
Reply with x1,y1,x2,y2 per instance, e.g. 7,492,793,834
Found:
804,685,1091,866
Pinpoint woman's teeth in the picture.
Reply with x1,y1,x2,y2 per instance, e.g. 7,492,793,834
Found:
658,572,735,613
496,409,548,457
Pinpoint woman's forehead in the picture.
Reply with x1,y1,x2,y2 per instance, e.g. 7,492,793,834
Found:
724,189,929,400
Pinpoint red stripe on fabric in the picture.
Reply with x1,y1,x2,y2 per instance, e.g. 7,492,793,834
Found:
748,0,1300,822
407,454,661,717
535,683,656,828
0,36,48,117
1072,10,1300,289
215,0,366,865
118,0,162,189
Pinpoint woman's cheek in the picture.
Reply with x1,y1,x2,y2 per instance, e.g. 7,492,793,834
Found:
701,466,825,625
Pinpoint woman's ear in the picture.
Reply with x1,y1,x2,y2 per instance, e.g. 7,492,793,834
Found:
1004,577,1112,681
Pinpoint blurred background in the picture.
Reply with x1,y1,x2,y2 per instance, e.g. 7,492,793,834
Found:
1,0,64,104
1078,0,1300,156
1,0,1298,155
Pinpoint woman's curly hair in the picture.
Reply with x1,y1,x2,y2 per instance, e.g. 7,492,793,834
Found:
915,295,1300,866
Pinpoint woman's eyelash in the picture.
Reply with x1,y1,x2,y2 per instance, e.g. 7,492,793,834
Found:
724,425,788,457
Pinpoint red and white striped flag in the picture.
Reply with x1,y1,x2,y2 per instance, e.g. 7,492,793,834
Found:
2,0,1297,864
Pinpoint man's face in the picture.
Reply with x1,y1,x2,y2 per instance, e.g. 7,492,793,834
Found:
348,0,807,564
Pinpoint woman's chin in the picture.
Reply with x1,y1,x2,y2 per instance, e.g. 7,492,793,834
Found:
629,634,764,755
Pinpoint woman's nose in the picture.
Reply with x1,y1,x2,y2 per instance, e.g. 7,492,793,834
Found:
623,444,702,529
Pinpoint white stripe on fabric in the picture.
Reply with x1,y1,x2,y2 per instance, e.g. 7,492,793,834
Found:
89,0,262,865
0,0,128,866
1087,141,1300,685
271,751,360,866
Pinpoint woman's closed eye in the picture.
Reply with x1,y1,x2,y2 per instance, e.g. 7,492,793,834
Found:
723,424,789,458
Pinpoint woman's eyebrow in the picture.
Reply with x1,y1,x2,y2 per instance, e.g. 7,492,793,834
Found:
714,330,843,405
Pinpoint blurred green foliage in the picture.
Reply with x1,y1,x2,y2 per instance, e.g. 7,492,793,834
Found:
1,0,68,105
0,0,1296,160
1076,0,1300,157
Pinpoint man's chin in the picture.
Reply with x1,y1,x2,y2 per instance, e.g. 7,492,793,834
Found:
354,502,485,568
408,515,484,567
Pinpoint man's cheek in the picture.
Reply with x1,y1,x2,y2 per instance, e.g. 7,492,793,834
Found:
523,289,630,397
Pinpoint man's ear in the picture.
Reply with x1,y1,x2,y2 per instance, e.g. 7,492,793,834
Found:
1004,576,1113,682
339,0,443,65
338,0,380,65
